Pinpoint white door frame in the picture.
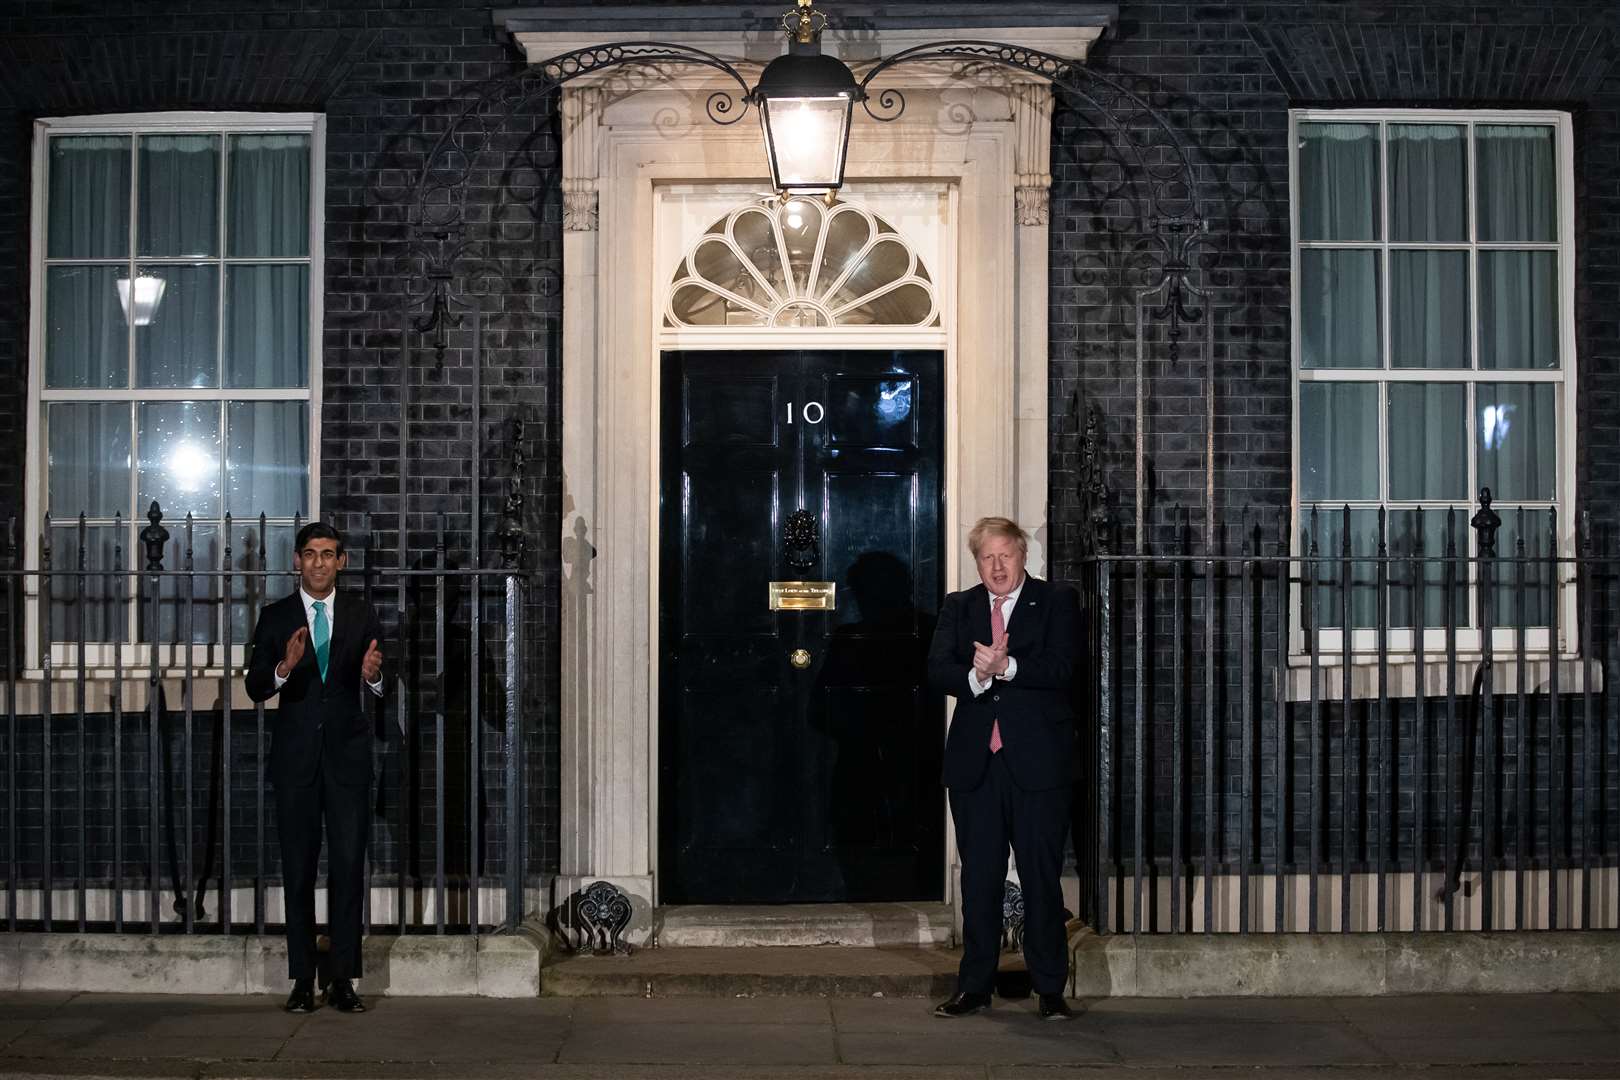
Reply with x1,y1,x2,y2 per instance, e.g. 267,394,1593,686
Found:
512,24,1102,939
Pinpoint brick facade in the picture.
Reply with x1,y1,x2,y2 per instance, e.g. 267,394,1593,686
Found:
0,0,1616,920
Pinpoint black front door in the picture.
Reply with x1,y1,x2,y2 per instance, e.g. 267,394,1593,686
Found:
659,350,945,904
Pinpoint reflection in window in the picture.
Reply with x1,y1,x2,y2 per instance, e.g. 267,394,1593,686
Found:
668,199,937,328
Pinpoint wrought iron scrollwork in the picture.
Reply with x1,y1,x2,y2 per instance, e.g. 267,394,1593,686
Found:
784,508,820,572
496,418,528,569
554,879,635,955
1001,879,1026,951
1074,398,1113,558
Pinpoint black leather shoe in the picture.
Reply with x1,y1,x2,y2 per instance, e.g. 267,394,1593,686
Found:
326,979,366,1013
934,991,992,1018
284,980,316,1014
1038,993,1075,1021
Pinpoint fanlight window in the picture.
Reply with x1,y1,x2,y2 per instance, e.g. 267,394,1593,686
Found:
666,199,939,328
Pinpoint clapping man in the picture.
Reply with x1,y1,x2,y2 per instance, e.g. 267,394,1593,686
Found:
928,517,1080,1020
246,522,385,1014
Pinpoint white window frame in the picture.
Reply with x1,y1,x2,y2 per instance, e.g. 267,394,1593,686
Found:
23,111,325,675
1288,108,1579,668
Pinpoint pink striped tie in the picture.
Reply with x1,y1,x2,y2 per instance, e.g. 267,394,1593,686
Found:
988,594,1006,753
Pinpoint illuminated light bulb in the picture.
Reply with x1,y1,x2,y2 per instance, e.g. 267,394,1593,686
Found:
167,441,216,493
116,274,167,326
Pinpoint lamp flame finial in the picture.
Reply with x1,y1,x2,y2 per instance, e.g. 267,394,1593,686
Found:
783,0,828,45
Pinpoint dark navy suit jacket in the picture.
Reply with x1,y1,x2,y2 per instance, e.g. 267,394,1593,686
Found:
245,590,383,788
927,575,1079,792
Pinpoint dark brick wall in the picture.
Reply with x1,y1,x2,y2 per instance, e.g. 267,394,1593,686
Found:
1,0,1618,922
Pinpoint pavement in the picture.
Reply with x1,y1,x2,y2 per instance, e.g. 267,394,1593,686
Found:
3,991,1620,1079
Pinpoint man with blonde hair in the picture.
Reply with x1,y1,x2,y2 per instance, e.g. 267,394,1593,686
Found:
928,516,1079,1020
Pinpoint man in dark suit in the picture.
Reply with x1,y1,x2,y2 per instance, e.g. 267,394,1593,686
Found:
246,522,384,1014
928,516,1079,1021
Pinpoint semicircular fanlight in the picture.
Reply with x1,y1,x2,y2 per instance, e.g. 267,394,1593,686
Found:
667,199,936,328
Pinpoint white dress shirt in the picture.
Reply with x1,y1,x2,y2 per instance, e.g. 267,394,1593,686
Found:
968,575,1024,696
272,587,385,696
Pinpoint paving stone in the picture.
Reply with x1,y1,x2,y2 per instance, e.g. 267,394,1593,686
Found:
838,1021,1116,1067
1083,995,1347,1024
1335,993,1614,1039
558,1021,839,1065
1094,1019,1391,1067
28,993,305,1038
0,992,76,1020
2,1032,288,1061
571,996,831,1025
276,997,572,1063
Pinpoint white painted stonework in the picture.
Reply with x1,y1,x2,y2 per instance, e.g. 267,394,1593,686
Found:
511,23,1103,938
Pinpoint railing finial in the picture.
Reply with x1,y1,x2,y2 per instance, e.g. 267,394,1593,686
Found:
1472,487,1501,558
140,502,169,573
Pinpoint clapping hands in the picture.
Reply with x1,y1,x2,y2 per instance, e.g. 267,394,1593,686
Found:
362,639,383,684
972,628,1009,683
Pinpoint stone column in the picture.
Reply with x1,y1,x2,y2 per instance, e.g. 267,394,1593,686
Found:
556,86,655,934
1010,79,1053,578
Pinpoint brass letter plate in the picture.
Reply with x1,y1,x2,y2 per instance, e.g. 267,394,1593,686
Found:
769,581,836,611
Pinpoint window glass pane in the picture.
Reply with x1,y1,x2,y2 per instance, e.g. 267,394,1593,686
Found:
1477,383,1556,502
45,266,128,388
137,401,222,520
1300,250,1381,369
227,134,310,257
1302,507,1379,630
838,283,932,326
47,403,130,519
1387,383,1467,500
1477,124,1556,242
135,264,219,388
225,264,309,387
1477,251,1558,370
1388,124,1466,242
230,523,297,644
730,209,786,299
226,402,308,518
47,525,126,644
139,524,222,645
1390,250,1469,369
47,135,130,259
818,209,872,290
1386,508,1470,629
1298,122,1380,242
1490,506,1553,629
1300,382,1379,502
138,134,219,257
828,239,910,311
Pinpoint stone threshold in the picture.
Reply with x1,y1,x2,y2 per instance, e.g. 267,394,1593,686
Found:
542,945,962,998
0,929,543,997
652,902,955,948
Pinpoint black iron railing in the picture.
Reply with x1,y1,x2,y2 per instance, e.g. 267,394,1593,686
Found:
1,504,533,935
1078,490,1615,935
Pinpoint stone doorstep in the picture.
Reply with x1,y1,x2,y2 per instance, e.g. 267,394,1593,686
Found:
540,945,963,998
0,929,543,998
653,902,956,948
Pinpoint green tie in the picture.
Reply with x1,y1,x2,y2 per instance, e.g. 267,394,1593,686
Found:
311,600,330,681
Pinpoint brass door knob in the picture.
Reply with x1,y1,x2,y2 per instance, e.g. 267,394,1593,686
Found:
789,648,812,669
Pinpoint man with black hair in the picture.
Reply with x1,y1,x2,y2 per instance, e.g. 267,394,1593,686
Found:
247,522,385,1014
